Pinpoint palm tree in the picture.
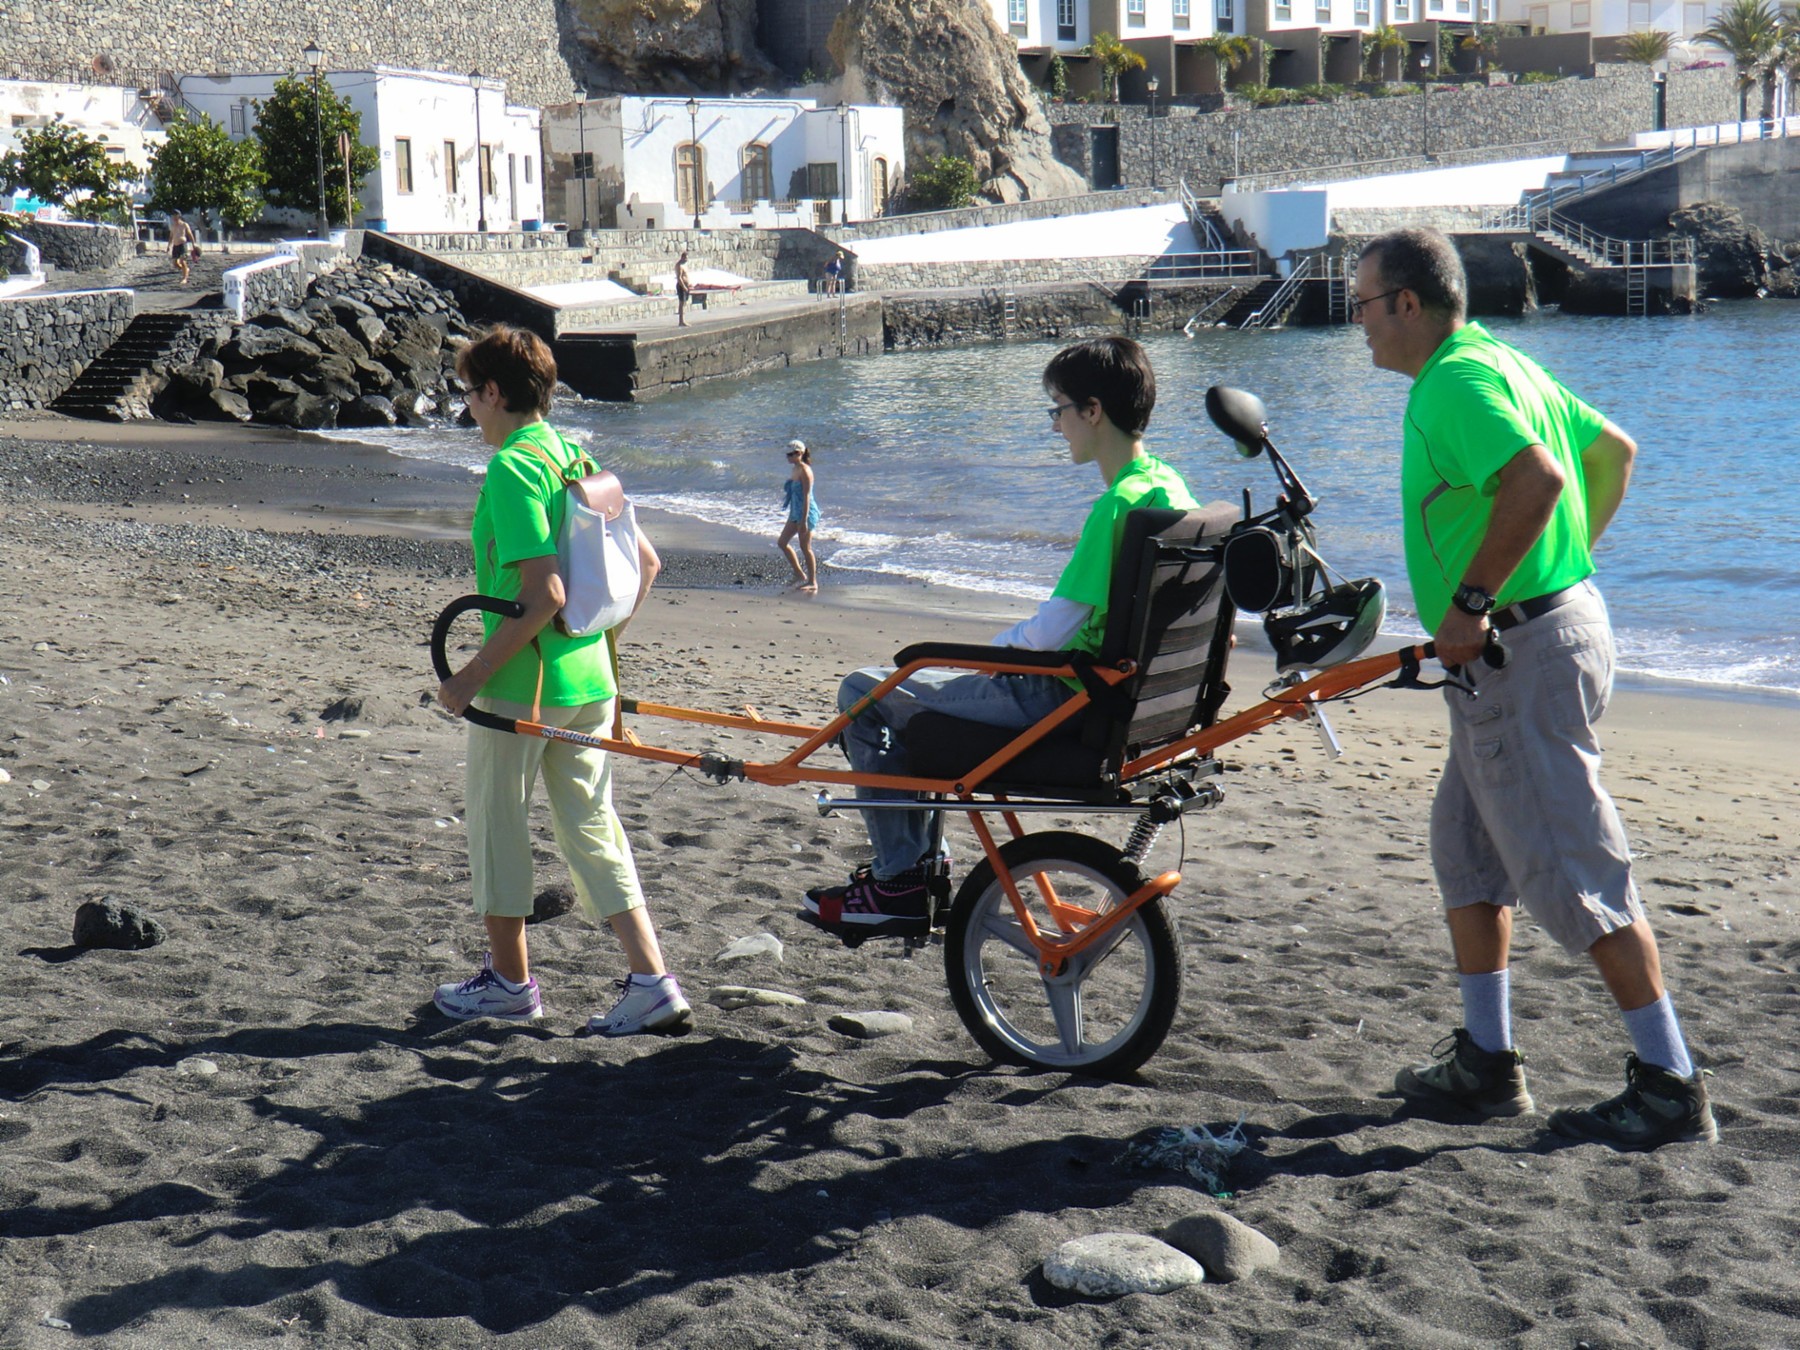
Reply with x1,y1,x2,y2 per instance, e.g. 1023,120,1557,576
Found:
1619,29,1674,64
1195,34,1254,94
1362,24,1408,81
1699,0,1782,121
1083,31,1147,103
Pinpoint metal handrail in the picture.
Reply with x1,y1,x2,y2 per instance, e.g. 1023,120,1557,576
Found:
1144,249,1261,280
1179,177,1232,253
1477,204,1694,268
1242,253,1315,329
1526,143,1686,214
1183,286,1243,333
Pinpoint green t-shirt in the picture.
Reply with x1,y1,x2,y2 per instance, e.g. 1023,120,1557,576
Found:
1402,322,1608,631
470,420,617,706
1052,452,1200,661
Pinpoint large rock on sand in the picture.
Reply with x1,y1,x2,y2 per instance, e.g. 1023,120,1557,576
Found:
829,0,1085,202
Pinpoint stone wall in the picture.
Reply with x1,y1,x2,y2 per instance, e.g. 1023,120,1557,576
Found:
826,188,1174,243
4,0,575,110
9,219,130,274
224,257,307,321
857,253,1167,291
0,289,133,409
882,280,1238,348
360,233,562,340
1047,68,1737,194
385,227,841,290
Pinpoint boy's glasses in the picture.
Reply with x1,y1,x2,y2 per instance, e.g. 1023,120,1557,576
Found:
1047,402,1082,422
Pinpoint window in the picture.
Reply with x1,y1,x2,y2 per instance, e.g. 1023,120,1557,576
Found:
443,140,457,195
572,151,594,179
872,157,889,216
805,162,839,199
1216,0,1233,22
1682,0,1705,29
1355,0,1371,17
394,137,413,193
678,142,708,214
1127,0,1145,22
1570,0,1590,23
479,145,495,198
1317,0,1332,17
524,156,533,184
1008,0,1027,22
1392,0,1409,14
229,104,245,136
1628,0,1650,21
741,142,772,201
1275,0,1291,16
1174,0,1190,23
1057,0,1077,36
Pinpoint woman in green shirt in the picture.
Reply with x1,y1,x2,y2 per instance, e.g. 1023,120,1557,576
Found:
433,324,691,1037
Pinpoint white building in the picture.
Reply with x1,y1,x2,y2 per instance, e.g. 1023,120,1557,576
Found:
176,66,544,233
1501,0,1717,38
0,78,164,209
542,94,905,231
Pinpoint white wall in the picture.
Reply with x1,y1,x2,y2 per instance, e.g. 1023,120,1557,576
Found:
1504,0,1714,35
0,79,164,183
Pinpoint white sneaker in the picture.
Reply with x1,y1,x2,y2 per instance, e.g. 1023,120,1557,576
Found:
588,974,693,1037
433,953,543,1022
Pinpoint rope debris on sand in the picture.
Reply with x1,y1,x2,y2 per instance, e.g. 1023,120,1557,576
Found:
1119,1118,1249,1196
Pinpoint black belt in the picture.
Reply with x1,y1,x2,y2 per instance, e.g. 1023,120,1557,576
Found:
1489,583,1587,633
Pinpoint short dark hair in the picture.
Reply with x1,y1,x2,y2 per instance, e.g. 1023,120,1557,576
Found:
1042,336,1156,438
1359,228,1467,321
456,324,557,416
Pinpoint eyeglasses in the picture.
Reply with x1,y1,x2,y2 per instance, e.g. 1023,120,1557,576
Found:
1047,401,1083,423
1349,287,1405,319
785,451,801,458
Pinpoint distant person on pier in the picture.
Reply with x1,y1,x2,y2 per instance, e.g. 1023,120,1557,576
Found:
823,250,845,297
777,438,821,594
168,209,195,287
675,250,693,327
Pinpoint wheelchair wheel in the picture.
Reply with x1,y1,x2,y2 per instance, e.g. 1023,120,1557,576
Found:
943,831,1183,1079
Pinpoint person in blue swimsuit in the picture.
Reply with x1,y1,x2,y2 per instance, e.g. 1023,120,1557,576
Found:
777,438,821,594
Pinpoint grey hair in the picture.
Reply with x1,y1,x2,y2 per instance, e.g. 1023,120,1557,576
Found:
1359,227,1467,322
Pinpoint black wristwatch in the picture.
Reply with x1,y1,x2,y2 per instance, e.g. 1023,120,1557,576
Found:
1451,582,1496,617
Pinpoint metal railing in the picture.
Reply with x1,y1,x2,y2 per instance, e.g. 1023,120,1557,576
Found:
1143,249,1261,280
1182,287,1242,333
1639,116,1800,149
1476,205,1693,269
1178,177,1233,254
1524,143,1688,215
1242,253,1315,329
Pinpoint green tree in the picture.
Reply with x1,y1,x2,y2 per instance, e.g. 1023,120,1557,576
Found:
252,73,379,226
1082,31,1147,102
1362,24,1408,80
904,155,980,212
1618,29,1674,63
1460,22,1521,72
148,111,267,231
0,120,134,222
1195,35,1254,93
1700,0,1783,120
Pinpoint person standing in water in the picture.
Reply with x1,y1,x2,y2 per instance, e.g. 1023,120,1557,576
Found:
777,439,821,594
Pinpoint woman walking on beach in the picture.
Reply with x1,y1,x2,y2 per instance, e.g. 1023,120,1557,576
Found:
433,324,691,1036
777,438,821,594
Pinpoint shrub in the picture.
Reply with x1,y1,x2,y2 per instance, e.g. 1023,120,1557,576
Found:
1516,69,1562,83
903,155,980,212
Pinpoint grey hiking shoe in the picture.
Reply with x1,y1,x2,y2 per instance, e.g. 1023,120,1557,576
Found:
1395,1028,1535,1117
1548,1055,1718,1150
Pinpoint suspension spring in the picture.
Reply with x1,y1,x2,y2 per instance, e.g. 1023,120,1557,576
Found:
1122,815,1164,867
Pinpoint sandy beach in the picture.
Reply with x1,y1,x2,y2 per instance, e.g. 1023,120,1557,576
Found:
2,414,1797,1348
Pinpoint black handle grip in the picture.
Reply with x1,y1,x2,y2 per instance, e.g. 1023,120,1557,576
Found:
1483,629,1508,669
431,594,527,735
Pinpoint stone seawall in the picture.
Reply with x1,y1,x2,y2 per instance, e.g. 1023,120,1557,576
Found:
857,254,1169,291
1047,67,1737,193
10,220,130,275
0,289,133,409
882,280,1239,349
8,0,574,110
410,228,841,289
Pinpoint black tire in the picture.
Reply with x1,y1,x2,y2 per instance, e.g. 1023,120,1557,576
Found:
942,831,1183,1078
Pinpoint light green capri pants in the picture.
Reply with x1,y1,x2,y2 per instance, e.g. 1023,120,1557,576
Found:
466,696,645,922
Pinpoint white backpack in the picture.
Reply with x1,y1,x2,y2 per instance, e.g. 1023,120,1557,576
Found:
524,437,643,637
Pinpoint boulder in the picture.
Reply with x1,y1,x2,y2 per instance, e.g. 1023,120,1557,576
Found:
206,388,253,422
241,373,306,412
338,393,399,427
262,391,340,430
353,314,392,352
1667,201,1788,299
829,0,1085,202
251,304,316,338
564,0,779,91
294,352,363,402
328,295,378,325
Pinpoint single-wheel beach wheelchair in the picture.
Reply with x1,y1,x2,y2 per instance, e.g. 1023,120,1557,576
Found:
432,388,1492,1077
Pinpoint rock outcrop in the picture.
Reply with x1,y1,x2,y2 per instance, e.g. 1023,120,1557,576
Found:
1666,201,1799,300
564,0,780,91
829,0,1084,202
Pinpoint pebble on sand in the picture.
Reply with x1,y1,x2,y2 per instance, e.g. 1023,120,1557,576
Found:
72,899,167,951
715,933,784,963
827,1011,913,1039
528,884,578,925
1160,1212,1281,1283
1042,1233,1205,1298
708,986,808,1009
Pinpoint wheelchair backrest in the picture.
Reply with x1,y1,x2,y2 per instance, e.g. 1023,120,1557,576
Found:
1085,502,1240,768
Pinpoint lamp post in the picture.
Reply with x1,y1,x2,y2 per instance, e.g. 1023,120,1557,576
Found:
575,87,589,234
303,40,326,234
470,69,488,232
1418,47,1433,159
685,96,700,229
1146,75,1159,189
835,100,850,224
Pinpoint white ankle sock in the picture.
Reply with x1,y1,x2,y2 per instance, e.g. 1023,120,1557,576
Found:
1622,995,1695,1079
1459,969,1513,1053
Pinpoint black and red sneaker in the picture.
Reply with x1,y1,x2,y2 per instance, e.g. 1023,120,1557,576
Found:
801,868,931,939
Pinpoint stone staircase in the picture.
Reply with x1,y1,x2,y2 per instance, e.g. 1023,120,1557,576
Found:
49,311,221,421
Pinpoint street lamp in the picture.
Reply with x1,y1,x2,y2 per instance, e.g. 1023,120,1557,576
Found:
685,96,700,229
1417,47,1433,159
835,100,850,225
470,69,487,232
1146,75,1159,189
303,40,326,234
575,87,589,234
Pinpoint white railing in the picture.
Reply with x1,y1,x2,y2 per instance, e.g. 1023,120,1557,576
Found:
1179,177,1232,253
1144,249,1261,280
1527,143,1687,214
1476,205,1694,269
1242,253,1315,328
1637,116,1800,150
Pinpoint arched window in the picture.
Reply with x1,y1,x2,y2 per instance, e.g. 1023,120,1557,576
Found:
871,158,889,217
741,143,772,202
676,143,707,216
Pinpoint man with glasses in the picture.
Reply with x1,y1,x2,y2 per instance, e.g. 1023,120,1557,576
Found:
802,337,1198,940
1354,227,1714,1150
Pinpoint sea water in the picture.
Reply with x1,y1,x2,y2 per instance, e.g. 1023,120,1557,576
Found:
350,301,1800,696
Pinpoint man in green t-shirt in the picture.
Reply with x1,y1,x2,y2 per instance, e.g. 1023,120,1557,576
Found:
804,337,1198,940
1354,227,1714,1150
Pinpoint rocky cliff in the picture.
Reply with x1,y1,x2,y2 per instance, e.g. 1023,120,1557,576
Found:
564,0,782,91
828,0,1083,202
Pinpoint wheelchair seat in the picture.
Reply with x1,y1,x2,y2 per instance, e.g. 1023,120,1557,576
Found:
898,502,1240,803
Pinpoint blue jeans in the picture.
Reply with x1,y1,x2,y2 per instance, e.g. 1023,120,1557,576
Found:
837,665,1072,877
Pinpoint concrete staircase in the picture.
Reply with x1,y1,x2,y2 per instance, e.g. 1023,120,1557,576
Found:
49,311,218,421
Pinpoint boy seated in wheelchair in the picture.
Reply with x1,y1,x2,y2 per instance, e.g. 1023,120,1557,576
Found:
804,336,1201,940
